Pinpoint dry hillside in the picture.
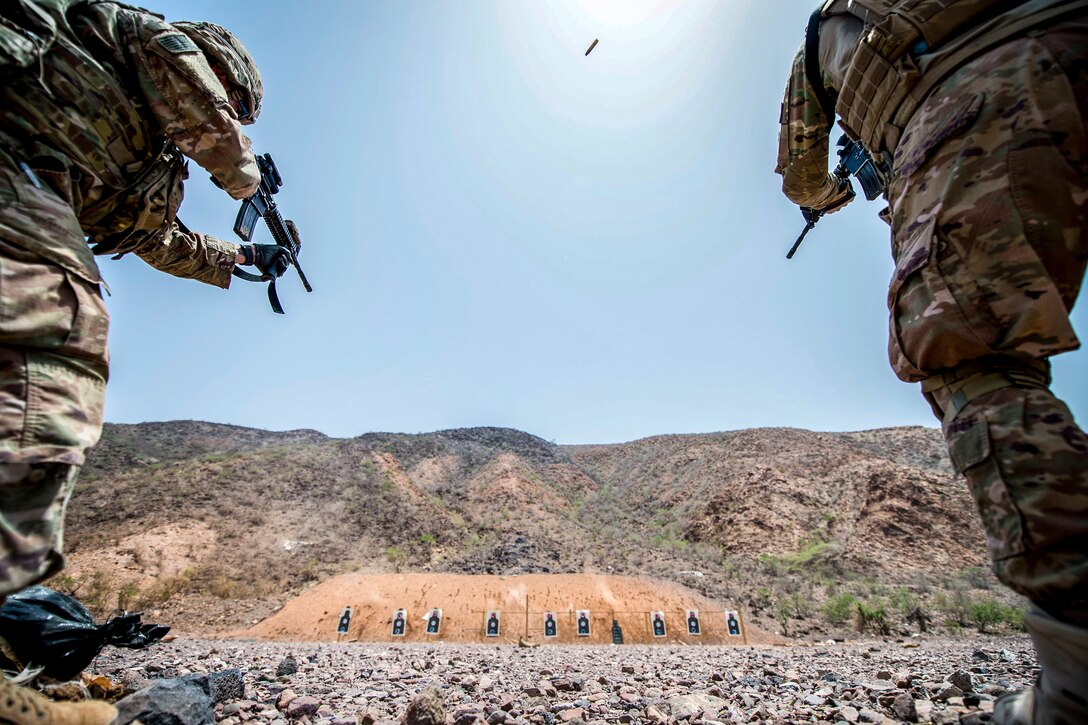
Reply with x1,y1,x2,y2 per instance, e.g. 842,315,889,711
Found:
60,421,1012,639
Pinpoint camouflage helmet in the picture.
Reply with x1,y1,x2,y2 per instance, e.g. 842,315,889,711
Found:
172,21,262,124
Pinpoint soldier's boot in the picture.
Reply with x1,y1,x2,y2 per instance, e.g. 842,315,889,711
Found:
993,609,1088,725
0,677,116,725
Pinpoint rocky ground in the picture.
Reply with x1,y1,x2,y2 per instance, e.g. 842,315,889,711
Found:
88,635,1037,724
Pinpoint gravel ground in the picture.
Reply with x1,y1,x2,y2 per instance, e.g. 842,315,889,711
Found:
90,635,1037,724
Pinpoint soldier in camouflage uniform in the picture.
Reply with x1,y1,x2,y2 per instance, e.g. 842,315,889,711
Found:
776,1,1086,723
0,1,290,721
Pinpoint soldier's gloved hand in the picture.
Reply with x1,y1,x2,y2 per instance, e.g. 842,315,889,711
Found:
822,177,856,214
237,244,291,279
802,180,856,223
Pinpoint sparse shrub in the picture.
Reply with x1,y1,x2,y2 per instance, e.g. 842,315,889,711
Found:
691,543,722,564
758,554,784,577
386,545,406,572
47,573,82,599
934,589,972,627
785,590,812,618
83,570,114,613
204,575,238,599
856,599,890,635
776,597,793,636
654,535,689,552
823,593,858,625
889,586,919,617
1001,603,1027,631
863,578,887,597
137,573,190,608
970,597,1003,632
959,566,995,590
116,582,138,612
969,597,1026,632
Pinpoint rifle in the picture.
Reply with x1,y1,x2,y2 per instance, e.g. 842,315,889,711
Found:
786,135,887,259
223,153,313,313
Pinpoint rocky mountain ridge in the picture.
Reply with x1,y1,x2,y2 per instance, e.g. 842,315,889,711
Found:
64,421,998,637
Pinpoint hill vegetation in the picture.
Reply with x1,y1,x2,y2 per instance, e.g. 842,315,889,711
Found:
58,421,1025,638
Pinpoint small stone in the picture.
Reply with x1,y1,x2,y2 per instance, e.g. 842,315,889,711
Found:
558,708,585,723
276,657,299,677
644,706,667,723
277,689,298,710
452,714,481,725
208,669,245,703
286,696,321,720
121,670,150,695
839,705,859,723
950,671,974,693
114,677,215,725
889,694,917,722
934,685,964,702
666,695,727,721
404,688,446,725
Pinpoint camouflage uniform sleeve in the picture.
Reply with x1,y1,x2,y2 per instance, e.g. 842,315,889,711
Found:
133,222,238,289
124,11,260,200
774,45,851,210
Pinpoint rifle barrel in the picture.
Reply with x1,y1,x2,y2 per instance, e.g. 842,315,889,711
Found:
786,220,816,259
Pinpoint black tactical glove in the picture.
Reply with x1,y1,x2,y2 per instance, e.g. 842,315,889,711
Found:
238,244,291,279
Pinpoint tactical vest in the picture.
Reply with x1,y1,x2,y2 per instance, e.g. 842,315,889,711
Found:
0,0,64,73
0,0,187,271
824,0,1088,161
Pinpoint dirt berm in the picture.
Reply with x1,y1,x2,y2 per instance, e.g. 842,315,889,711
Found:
239,573,780,645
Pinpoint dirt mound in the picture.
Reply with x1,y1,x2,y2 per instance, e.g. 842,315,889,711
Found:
239,573,779,645
64,521,216,592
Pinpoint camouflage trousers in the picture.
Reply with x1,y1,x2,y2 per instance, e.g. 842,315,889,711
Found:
0,154,110,596
886,17,1088,624
0,462,79,597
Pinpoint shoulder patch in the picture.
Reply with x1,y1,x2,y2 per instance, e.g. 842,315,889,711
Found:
156,33,199,54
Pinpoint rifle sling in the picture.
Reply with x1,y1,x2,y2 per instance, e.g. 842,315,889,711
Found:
231,267,265,284
231,267,286,314
805,7,838,133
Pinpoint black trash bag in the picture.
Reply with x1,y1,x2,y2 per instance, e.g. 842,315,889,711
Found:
0,586,170,681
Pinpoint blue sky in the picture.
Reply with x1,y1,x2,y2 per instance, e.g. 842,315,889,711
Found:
103,1,1086,444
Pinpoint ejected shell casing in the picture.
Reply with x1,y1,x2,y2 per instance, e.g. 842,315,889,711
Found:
585,38,598,56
